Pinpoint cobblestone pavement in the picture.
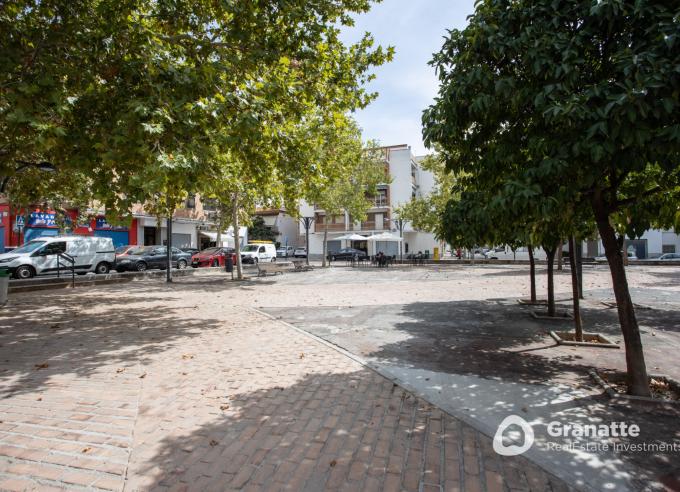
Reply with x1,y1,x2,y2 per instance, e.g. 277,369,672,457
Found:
0,277,572,491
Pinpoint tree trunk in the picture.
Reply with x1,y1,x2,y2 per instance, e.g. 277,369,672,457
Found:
575,241,584,299
556,241,563,271
592,195,650,397
322,223,328,267
568,236,583,342
544,244,557,317
232,194,243,280
528,244,536,303
166,215,173,283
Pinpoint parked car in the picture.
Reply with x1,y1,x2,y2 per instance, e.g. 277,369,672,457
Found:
293,247,307,258
181,247,200,256
115,245,191,272
191,247,236,268
656,253,680,261
0,236,115,279
328,248,368,261
595,251,637,261
277,246,294,257
241,242,277,264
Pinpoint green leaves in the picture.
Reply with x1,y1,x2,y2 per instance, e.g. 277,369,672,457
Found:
1,0,391,218
424,0,680,247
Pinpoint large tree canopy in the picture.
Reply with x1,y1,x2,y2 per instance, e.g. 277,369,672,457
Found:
423,0,680,396
1,0,392,214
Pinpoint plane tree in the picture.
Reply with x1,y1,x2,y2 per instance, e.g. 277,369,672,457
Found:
423,0,680,395
303,119,386,267
1,0,392,212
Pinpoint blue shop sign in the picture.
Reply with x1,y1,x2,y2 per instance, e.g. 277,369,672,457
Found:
96,217,128,231
28,212,56,227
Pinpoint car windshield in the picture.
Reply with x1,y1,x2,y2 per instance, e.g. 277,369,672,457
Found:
10,240,47,254
201,247,220,254
115,246,130,254
242,245,259,252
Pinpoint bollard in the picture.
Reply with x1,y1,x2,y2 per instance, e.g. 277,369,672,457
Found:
0,268,9,306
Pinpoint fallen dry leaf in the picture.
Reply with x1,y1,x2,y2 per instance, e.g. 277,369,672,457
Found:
209,439,219,447
36,397,42,401
34,363,49,370
139,372,147,379
299,353,305,359
220,404,230,411
329,460,337,467
82,447,91,453
116,368,125,373
182,354,194,360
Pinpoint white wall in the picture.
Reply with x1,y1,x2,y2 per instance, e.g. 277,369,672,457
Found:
388,147,414,212
276,214,299,247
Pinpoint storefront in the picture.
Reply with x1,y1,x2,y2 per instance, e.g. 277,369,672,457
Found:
23,211,60,242
93,217,137,248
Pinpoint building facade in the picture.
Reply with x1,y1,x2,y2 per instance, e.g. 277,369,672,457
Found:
299,144,440,259
585,229,680,259
0,194,246,252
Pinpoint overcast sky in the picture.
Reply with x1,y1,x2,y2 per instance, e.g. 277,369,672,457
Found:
341,0,476,156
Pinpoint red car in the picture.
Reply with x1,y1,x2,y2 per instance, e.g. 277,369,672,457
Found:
191,247,236,268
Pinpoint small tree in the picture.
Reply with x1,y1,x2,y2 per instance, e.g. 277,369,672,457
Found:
424,0,680,396
304,121,386,267
248,216,276,243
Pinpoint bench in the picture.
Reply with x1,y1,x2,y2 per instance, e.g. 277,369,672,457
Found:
291,260,313,271
256,261,294,276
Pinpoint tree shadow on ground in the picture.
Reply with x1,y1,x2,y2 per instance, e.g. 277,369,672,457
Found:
261,300,680,490
637,268,680,289
130,368,571,492
0,284,225,398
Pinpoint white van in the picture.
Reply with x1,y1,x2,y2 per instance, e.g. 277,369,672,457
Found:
240,242,277,264
0,236,116,279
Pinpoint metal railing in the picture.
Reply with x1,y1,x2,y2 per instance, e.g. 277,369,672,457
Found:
56,252,76,287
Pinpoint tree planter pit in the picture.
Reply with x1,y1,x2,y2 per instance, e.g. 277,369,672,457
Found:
590,370,680,410
531,310,574,320
549,331,619,348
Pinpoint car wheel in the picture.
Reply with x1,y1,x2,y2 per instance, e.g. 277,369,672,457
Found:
271,257,276,262
14,265,34,280
136,262,147,272
331,255,336,261
211,259,219,267
177,259,188,269
95,262,110,274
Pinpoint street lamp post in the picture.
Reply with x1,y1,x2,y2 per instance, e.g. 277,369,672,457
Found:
1,161,56,194
300,216,315,266
392,218,406,262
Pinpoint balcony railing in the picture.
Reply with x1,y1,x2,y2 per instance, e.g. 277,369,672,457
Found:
320,223,346,232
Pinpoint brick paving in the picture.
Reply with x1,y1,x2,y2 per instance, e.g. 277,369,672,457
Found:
0,279,571,491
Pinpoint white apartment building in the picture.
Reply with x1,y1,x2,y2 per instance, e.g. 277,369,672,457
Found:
299,144,440,259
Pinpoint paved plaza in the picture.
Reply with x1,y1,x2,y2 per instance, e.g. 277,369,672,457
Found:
0,264,679,491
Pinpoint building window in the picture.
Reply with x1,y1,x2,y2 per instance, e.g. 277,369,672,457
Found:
372,189,388,207
202,198,217,211
662,244,676,254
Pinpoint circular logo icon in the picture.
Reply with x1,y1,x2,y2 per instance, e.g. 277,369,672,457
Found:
493,415,535,456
